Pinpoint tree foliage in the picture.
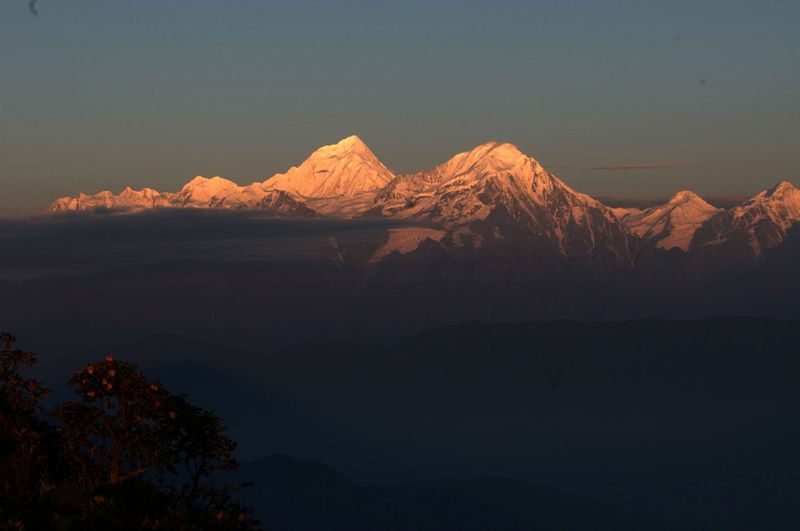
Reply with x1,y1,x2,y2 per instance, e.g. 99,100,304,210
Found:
0,333,258,530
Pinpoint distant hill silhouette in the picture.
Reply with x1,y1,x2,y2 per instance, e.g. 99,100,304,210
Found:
227,454,647,531
36,317,800,529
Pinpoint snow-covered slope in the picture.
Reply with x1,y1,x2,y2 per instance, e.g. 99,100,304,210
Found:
47,187,172,212
47,177,317,216
693,181,800,256
48,135,393,218
370,141,634,260
369,227,447,263
612,191,722,251
170,176,244,207
42,137,800,266
262,135,395,215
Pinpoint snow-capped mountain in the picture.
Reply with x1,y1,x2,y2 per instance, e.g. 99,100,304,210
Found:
370,141,634,261
171,176,244,207
262,135,396,217
47,177,316,216
47,187,173,212
43,135,800,267
692,181,800,257
612,191,722,251
47,135,392,218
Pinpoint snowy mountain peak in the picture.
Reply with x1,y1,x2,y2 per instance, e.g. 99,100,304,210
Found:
184,176,209,187
466,140,525,161
692,181,800,257
369,141,632,260
743,180,800,210
613,190,721,251
305,135,382,167
668,190,702,204
174,176,241,206
44,136,396,217
765,180,797,199
452,141,544,176
317,134,370,155
262,135,396,201
181,175,236,190
370,141,549,221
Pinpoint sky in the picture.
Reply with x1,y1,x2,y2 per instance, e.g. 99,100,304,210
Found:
1,0,798,215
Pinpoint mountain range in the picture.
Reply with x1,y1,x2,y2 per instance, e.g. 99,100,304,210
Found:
47,135,799,267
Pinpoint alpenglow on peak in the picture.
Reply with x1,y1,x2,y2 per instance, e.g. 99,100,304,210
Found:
261,135,396,199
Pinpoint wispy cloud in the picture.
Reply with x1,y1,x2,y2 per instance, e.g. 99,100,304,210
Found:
590,163,695,171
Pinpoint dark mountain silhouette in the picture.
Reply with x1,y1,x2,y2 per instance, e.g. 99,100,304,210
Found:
35,318,800,529
227,454,647,531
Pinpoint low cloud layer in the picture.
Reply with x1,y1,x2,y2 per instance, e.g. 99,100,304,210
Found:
0,209,405,279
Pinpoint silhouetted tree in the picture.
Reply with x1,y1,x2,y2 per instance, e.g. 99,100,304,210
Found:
0,332,258,530
0,333,61,528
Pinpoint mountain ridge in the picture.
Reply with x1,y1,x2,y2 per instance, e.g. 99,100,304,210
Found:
45,135,798,261
612,190,723,251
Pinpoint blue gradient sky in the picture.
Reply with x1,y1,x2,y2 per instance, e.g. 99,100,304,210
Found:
1,0,798,214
